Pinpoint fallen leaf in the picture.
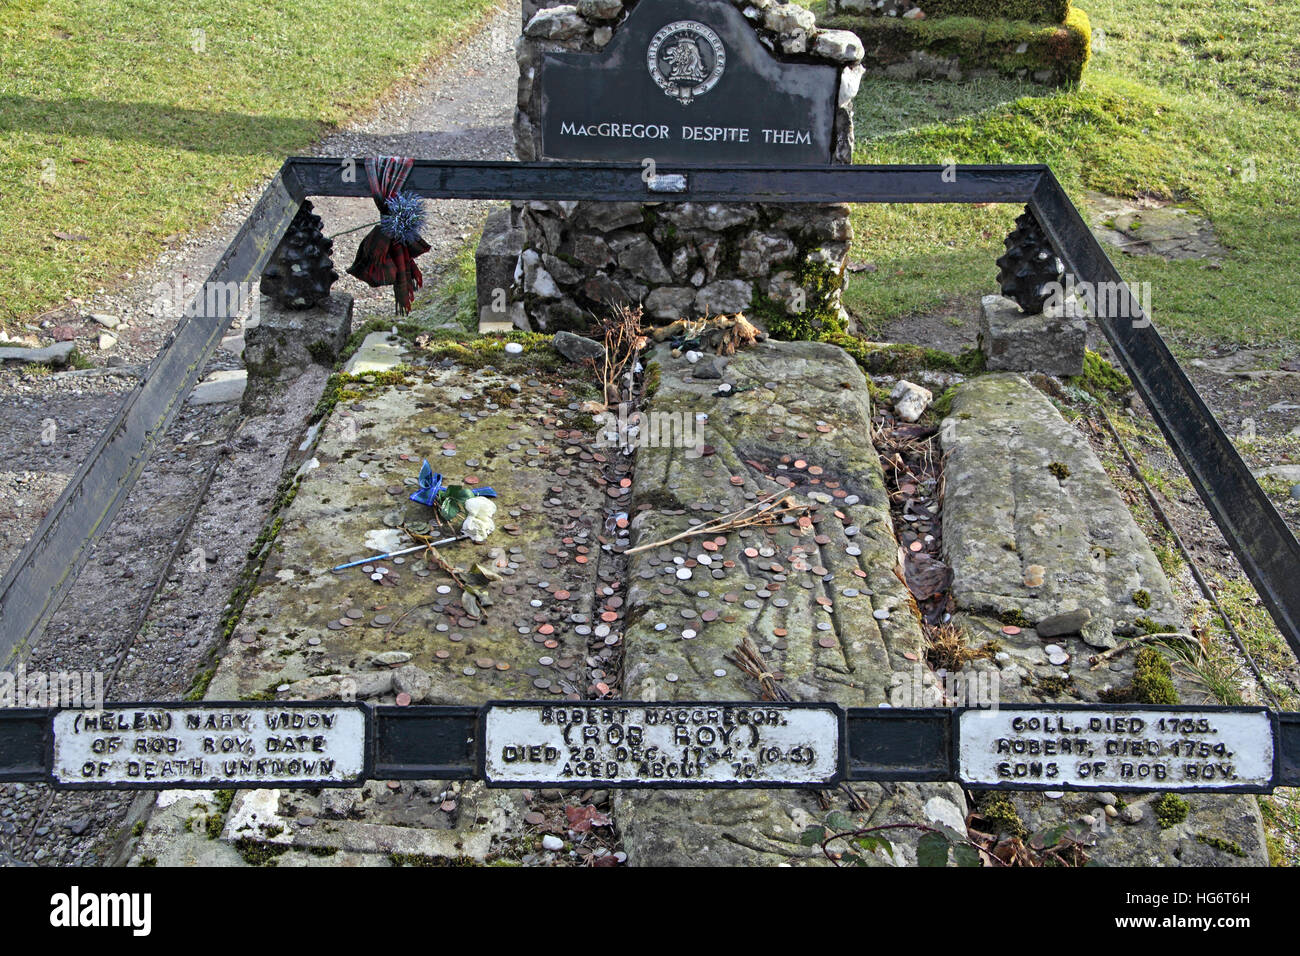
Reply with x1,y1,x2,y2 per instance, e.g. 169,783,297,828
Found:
564,804,611,833
904,552,951,601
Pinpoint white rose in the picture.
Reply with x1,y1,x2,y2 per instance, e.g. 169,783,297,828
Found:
461,496,497,542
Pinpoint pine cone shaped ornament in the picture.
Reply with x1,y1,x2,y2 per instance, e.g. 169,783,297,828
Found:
995,210,1065,315
261,200,339,310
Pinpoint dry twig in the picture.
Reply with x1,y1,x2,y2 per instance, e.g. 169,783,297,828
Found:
623,493,809,555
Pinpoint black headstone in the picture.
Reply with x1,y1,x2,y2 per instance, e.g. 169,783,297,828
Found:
539,0,838,166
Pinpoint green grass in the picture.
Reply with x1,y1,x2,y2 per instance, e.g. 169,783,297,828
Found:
0,0,499,328
843,0,1300,349
407,234,482,333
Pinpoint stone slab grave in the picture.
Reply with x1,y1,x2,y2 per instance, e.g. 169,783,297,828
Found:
479,0,866,332
135,346,634,865
616,339,966,865
938,374,1267,865
134,336,972,865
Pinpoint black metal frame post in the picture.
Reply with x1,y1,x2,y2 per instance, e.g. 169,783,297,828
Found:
3,160,1298,680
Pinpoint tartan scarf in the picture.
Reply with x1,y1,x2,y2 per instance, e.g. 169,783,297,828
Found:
346,156,431,314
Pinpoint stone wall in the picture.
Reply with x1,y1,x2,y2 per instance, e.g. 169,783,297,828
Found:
821,0,1091,84
494,0,865,332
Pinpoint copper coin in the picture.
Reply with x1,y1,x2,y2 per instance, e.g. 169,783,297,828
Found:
496,662,510,671
1001,625,1022,635
554,589,571,600
396,692,412,706
544,639,559,649
475,657,494,668
817,636,837,648
538,623,554,635
435,649,450,659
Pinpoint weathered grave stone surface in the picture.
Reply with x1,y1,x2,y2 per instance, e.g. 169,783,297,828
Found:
978,293,1086,377
491,0,865,332
134,354,625,865
615,340,967,865
243,293,353,412
939,373,1267,865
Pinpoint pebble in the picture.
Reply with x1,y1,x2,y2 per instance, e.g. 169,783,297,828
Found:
1120,804,1144,824
542,835,564,851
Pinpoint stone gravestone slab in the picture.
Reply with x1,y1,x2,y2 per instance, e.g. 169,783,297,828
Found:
538,0,838,165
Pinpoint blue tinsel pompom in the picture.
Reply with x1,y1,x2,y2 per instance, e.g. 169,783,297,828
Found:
380,191,426,244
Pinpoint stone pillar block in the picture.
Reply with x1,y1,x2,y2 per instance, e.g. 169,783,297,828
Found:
978,293,1085,377
243,292,352,409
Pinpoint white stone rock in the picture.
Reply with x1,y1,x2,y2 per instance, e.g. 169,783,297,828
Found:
188,369,247,405
542,834,564,851
924,796,968,834
891,379,933,422
813,29,864,63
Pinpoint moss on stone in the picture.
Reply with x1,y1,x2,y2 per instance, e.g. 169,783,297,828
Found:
1000,608,1033,628
204,812,225,840
979,792,1029,839
1132,588,1152,609
1196,833,1245,857
1048,461,1071,480
930,385,960,419
1133,647,1179,704
752,259,847,342
1134,616,1174,636
1035,674,1075,697
819,332,985,376
643,360,662,400
917,0,1070,21
234,837,290,866
824,5,1091,85
1154,793,1190,829
1069,349,1132,401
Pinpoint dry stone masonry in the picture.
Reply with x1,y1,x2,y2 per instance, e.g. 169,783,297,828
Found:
481,0,865,333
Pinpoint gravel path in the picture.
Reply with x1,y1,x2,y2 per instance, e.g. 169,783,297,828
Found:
0,4,516,866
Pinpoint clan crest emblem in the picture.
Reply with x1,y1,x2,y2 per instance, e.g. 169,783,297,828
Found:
647,20,726,105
